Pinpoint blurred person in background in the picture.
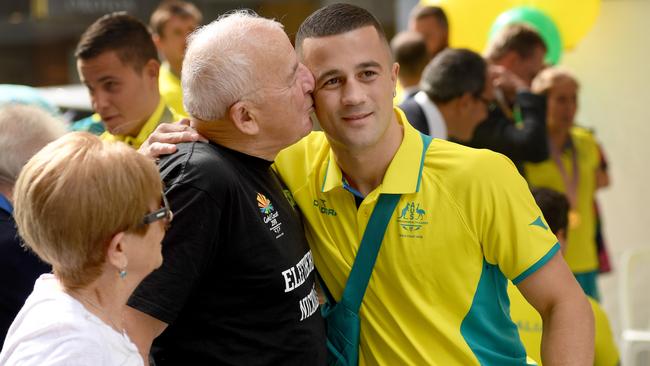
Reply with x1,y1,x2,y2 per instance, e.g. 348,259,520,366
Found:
0,132,171,365
150,0,202,120
593,143,613,274
72,12,174,148
399,48,491,141
485,24,546,89
508,187,619,366
390,31,429,103
526,67,605,300
0,85,60,117
0,104,66,344
408,5,449,60
463,23,549,171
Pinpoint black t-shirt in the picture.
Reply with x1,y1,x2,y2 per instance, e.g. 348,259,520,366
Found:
0,209,51,344
128,142,326,366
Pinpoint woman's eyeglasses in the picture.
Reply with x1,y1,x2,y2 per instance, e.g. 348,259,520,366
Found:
142,192,173,228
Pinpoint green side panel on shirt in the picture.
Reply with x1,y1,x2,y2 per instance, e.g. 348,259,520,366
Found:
460,259,531,366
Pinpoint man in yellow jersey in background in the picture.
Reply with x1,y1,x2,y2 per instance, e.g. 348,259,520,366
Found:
508,188,619,365
150,0,202,120
140,4,594,365
75,12,174,149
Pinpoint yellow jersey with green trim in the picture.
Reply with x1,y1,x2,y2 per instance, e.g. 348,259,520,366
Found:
274,108,559,365
159,62,187,120
101,99,173,149
524,127,599,273
508,282,619,366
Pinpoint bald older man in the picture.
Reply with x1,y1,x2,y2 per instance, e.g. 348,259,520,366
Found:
124,11,325,366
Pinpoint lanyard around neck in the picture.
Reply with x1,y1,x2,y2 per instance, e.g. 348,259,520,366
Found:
551,137,579,209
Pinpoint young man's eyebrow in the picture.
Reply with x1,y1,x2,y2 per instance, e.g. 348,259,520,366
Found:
356,61,382,70
315,69,340,85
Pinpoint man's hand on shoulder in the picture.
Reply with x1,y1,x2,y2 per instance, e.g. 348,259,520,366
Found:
138,119,207,159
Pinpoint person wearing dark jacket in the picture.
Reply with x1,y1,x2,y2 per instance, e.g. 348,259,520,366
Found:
0,104,66,344
466,23,550,171
467,89,548,170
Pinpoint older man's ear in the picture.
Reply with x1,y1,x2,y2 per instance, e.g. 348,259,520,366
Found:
228,101,261,136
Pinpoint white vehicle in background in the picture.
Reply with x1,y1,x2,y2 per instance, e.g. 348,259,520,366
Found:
35,84,92,123
0,84,92,125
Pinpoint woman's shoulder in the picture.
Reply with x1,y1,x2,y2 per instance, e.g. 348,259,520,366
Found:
2,287,141,365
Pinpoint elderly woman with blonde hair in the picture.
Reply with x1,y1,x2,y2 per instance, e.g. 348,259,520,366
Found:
0,132,171,365
525,67,604,300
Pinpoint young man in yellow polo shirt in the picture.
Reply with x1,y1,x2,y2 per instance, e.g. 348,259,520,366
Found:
273,4,593,365
150,0,202,120
75,12,173,149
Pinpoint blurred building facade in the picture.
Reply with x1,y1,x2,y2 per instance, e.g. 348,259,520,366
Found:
0,0,397,87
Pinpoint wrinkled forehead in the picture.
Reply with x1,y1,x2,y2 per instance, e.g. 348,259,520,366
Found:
253,29,295,71
224,30,295,93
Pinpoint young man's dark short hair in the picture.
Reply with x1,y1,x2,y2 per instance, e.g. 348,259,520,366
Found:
295,3,388,52
75,12,159,71
420,48,486,104
531,187,570,235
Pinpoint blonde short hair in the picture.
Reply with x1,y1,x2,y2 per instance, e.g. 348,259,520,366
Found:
531,66,579,95
13,132,162,290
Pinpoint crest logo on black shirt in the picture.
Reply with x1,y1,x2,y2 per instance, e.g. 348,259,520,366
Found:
257,193,284,239
258,193,274,214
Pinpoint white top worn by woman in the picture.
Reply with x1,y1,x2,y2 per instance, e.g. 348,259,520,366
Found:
0,274,143,366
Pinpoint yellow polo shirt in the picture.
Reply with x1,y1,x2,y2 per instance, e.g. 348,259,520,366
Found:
524,127,600,273
508,282,619,366
159,62,187,120
275,108,559,365
101,99,172,149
